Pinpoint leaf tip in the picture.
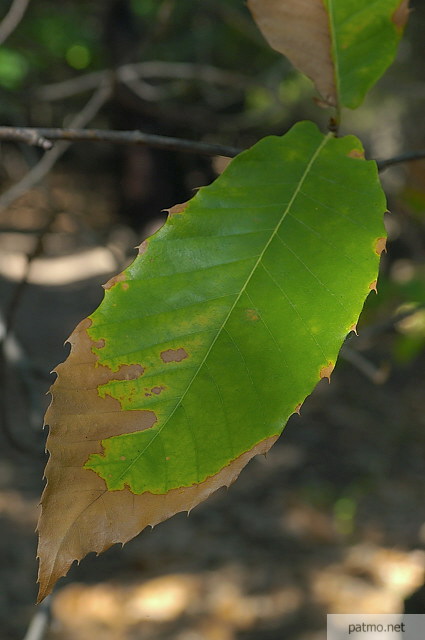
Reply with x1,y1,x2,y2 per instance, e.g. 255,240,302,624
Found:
293,402,303,415
369,280,378,294
348,322,358,336
137,239,149,255
103,271,127,290
164,201,189,217
374,237,387,256
319,362,334,383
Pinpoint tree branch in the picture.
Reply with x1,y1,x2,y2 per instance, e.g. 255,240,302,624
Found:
376,150,425,171
3,123,425,171
0,0,30,46
36,61,262,102
0,80,112,212
0,126,242,158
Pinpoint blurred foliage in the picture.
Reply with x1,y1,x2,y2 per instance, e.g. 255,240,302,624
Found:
0,0,318,137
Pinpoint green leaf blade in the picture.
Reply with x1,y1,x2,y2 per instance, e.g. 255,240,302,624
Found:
85,121,386,494
325,0,409,108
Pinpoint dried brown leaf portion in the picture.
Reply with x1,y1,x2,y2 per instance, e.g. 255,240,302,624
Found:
37,318,277,601
392,0,411,32
248,0,336,106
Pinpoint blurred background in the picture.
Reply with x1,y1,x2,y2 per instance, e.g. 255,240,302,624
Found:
1,0,425,638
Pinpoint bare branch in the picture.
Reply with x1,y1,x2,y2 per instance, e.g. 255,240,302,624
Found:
0,0,30,46
0,79,112,212
36,61,266,101
36,70,106,101
0,126,242,158
354,303,425,343
6,122,425,172
340,345,389,384
377,150,425,171
0,127,53,150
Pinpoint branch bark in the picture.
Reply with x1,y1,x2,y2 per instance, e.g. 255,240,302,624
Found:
36,61,263,102
2,123,424,171
0,0,30,46
0,80,112,212
376,150,425,171
0,126,242,158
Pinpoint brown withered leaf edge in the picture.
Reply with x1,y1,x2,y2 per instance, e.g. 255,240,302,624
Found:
37,317,277,602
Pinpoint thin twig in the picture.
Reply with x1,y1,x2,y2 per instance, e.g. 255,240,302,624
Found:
4,210,58,334
340,345,389,384
0,125,242,157
340,303,425,383
0,79,112,212
0,0,30,46
4,123,425,172
377,150,425,171
355,303,425,343
36,61,261,102
0,128,53,150
0,81,113,453
22,595,52,640
0,204,59,454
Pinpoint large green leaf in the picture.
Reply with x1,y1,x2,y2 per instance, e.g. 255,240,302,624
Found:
85,120,385,491
248,0,409,109
37,121,386,600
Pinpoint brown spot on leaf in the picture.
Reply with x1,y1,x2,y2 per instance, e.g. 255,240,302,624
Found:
151,386,166,395
160,348,188,363
319,362,334,382
347,148,365,160
164,201,189,217
111,364,144,382
392,0,410,32
348,323,358,335
369,280,378,293
294,403,302,415
94,339,105,349
121,282,129,291
245,308,260,322
103,272,127,290
374,237,387,256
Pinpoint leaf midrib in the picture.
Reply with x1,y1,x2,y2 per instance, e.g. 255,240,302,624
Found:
111,131,332,486
326,0,341,108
